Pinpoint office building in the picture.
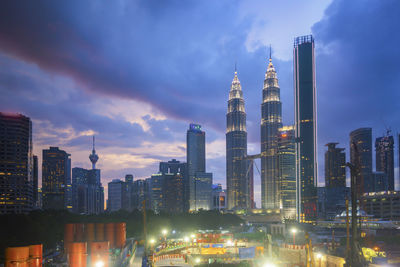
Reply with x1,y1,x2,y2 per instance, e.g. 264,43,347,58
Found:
372,171,388,192
0,113,34,214
277,126,296,219
362,191,400,220
107,179,126,212
375,134,394,191
132,178,148,211
317,186,350,220
294,35,318,223
350,128,373,194
33,155,38,207
42,147,70,210
261,52,283,210
160,159,188,213
226,69,250,210
150,173,164,213
187,124,205,211
325,143,346,188
212,184,226,210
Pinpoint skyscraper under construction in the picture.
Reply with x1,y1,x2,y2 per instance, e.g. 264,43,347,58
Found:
226,69,249,210
261,52,282,209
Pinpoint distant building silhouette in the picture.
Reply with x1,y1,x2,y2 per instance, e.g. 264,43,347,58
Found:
350,128,373,194
375,134,394,190
0,113,34,214
212,184,226,210
42,147,70,210
33,155,39,207
325,143,346,188
107,179,126,212
294,35,318,223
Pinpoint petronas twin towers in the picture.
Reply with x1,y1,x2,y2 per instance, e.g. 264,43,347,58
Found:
226,52,283,211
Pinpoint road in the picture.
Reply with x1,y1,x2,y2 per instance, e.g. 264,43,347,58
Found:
130,246,144,267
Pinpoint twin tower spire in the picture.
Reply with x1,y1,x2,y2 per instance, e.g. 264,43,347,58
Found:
226,47,282,210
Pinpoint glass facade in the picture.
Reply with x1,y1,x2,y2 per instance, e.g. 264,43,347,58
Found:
0,113,33,214
294,35,318,223
278,126,296,219
226,70,250,210
325,143,346,188
375,135,394,191
261,56,282,209
350,128,373,194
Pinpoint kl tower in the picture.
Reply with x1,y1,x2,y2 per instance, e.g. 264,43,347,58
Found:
89,136,99,169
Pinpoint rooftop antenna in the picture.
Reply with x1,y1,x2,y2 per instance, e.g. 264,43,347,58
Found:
269,44,272,60
235,61,237,73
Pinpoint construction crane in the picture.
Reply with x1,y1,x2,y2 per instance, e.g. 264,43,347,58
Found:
305,232,316,267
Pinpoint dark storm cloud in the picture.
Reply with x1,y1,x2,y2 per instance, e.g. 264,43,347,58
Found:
312,0,400,184
0,0,266,132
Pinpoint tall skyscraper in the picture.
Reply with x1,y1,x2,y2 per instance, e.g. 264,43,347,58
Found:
350,128,373,194
33,155,38,207
324,143,346,188
277,126,296,219
294,35,318,223
42,147,70,210
261,52,283,209
187,124,205,211
375,134,394,191
0,113,34,214
107,179,126,212
226,69,249,210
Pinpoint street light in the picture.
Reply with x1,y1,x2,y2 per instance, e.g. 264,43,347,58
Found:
316,253,322,267
263,263,276,267
184,236,189,242
190,234,195,239
95,261,105,267
162,229,168,235
150,238,155,244
195,258,201,264
291,228,297,246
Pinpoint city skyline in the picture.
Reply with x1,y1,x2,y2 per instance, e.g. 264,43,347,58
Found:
1,0,400,207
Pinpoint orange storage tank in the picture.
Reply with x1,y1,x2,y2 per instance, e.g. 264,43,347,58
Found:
115,222,126,249
5,246,29,267
90,242,109,267
68,242,87,267
105,223,115,248
28,244,42,267
75,223,85,242
95,223,105,241
86,223,95,242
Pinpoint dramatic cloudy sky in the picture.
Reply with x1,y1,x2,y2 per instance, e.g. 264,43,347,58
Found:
1,0,399,206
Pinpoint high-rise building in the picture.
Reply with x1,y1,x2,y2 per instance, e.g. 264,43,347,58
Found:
132,178,147,211
33,155,38,207
226,69,250,210
42,147,70,210
0,113,34,214
186,124,213,211
350,128,373,194
324,143,346,188
107,179,126,212
277,126,296,219
261,52,283,210
150,173,164,213
294,35,318,223
375,134,394,191
372,171,388,192
159,159,188,213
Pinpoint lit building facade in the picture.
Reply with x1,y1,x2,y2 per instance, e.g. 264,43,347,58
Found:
0,113,34,214
107,179,125,212
150,173,163,213
226,70,250,210
294,35,318,223
325,143,346,188
277,126,296,219
361,191,400,220
350,128,373,194
261,54,283,210
42,147,70,210
375,135,394,191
